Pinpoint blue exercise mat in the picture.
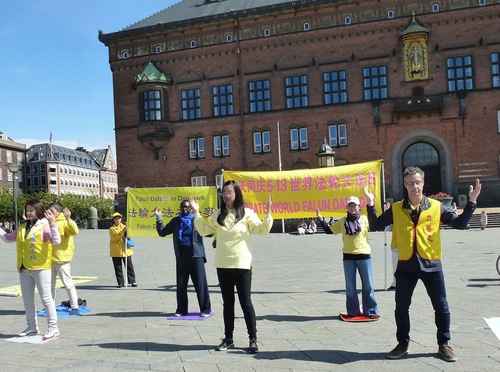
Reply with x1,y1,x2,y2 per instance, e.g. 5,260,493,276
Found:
37,305,91,318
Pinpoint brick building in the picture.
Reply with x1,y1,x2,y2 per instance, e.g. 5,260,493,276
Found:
99,0,500,206
0,132,25,194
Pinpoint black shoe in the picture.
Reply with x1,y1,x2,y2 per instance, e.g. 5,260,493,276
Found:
248,338,259,354
131,283,138,287
215,338,234,351
117,284,125,288
387,285,396,291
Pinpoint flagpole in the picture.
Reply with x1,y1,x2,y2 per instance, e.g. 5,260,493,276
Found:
382,161,388,290
49,131,53,158
277,121,285,233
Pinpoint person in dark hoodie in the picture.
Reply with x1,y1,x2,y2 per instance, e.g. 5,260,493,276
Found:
155,200,211,317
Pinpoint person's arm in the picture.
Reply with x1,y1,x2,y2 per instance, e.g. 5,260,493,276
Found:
442,179,481,229
0,227,17,243
43,210,61,245
316,210,334,234
155,207,176,237
63,208,79,237
247,194,273,235
109,225,126,242
364,185,393,231
189,197,219,236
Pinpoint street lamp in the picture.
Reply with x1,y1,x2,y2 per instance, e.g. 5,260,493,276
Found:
317,137,335,168
7,163,23,229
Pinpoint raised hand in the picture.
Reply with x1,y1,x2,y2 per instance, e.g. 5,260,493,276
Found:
45,209,56,224
154,207,161,216
189,197,200,213
468,178,481,204
316,209,323,221
363,184,375,206
266,194,273,215
63,208,72,220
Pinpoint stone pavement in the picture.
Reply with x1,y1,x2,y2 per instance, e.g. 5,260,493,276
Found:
1,226,500,371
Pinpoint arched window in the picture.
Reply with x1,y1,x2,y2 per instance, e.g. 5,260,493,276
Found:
403,142,441,196
344,16,352,25
432,3,440,12
387,9,395,19
263,28,271,37
190,39,196,48
226,34,232,43
155,45,162,53
303,22,310,31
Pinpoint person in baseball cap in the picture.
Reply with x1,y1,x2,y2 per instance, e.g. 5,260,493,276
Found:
316,195,378,320
346,196,360,206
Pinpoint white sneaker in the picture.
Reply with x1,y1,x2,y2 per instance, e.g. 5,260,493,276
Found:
18,327,39,337
42,327,60,341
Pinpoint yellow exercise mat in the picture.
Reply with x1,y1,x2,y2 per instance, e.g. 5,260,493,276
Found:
0,276,98,297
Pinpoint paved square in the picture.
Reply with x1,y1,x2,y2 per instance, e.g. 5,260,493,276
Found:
1,228,499,371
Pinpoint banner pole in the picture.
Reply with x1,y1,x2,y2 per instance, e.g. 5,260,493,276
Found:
124,234,128,288
124,190,129,288
277,121,285,233
382,161,388,290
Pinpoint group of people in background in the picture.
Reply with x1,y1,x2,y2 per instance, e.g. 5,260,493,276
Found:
0,168,483,363
317,166,481,363
0,199,80,341
154,180,273,354
296,219,317,235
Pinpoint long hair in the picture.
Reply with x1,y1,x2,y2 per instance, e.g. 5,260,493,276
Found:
25,199,46,220
217,180,245,225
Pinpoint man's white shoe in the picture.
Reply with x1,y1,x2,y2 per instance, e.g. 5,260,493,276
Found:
42,327,60,341
18,328,39,337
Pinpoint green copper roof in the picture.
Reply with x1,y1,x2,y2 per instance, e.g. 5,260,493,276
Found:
401,13,429,36
133,62,172,86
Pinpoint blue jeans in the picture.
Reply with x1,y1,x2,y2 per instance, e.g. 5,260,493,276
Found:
343,258,378,316
395,269,450,346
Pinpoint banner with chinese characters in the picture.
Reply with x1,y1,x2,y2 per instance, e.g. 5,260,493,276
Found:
223,160,383,219
126,186,218,238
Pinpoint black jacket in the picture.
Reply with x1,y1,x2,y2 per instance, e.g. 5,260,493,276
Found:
156,215,207,262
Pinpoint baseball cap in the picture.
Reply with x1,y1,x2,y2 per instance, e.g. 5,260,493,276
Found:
112,212,123,219
346,196,360,206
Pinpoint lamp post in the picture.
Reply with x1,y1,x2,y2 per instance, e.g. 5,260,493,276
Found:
7,163,23,229
317,137,335,168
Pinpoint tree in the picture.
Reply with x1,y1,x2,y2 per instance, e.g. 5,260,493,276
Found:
0,189,114,227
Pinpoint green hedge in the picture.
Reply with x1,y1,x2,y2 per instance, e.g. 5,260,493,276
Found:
0,189,114,226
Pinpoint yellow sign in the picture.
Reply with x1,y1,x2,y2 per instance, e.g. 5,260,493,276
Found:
224,160,383,219
126,186,218,238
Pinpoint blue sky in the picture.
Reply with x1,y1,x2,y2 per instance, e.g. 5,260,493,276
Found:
0,0,178,156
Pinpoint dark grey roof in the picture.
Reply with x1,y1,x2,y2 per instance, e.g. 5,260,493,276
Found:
26,143,99,169
89,149,107,167
123,0,297,31
99,0,329,42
